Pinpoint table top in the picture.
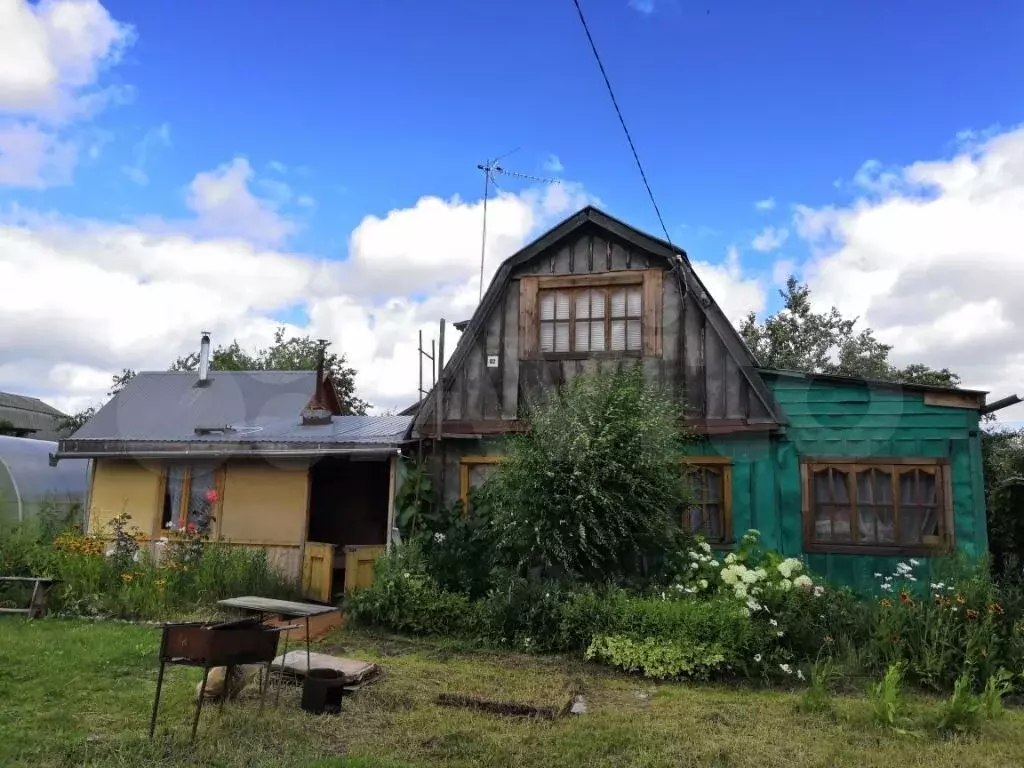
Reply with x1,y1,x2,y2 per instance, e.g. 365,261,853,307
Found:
217,596,337,618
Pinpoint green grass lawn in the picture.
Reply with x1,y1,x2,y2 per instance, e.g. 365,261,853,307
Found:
2,617,1023,767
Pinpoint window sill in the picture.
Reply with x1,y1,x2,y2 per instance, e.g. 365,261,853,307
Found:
803,542,953,557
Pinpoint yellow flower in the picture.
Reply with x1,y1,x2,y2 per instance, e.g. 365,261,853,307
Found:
120,573,134,584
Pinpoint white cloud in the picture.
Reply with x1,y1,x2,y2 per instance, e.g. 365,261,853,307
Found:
121,122,170,186
0,171,599,414
754,197,776,211
629,0,656,13
0,121,76,187
796,124,1024,420
771,258,796,286
186,157,295,248
543,154,564,174
751,226,788,253
692,246,765,324
0,0,132,188
345,182,592,298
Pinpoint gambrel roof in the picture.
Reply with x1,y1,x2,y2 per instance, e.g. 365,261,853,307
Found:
413,205,786,434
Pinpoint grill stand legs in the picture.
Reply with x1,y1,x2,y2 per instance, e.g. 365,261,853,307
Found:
190,668,210,744
148,661,166,739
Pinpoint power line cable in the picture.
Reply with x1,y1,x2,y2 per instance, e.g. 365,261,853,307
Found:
570,0,672,245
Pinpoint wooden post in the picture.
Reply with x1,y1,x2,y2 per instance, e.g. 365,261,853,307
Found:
435,319,446,441
385,452,398,552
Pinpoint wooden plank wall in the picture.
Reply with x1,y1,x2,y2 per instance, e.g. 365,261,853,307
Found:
438,227,771,426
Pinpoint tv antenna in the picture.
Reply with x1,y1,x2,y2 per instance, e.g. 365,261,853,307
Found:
476,148,560,300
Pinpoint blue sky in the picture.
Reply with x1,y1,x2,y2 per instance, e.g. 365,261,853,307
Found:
1,0,1023,418
12,0,1023,279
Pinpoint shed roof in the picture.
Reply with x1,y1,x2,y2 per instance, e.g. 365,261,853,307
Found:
758,368,988,399
57,371,411,459
0,392,68,441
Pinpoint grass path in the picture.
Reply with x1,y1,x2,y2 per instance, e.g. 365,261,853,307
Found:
1,617,1023,767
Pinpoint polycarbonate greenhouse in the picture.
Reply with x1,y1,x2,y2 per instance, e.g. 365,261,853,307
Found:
0,435,89,524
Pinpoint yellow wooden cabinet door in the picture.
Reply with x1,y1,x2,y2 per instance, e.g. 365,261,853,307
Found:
344,545,386,592
302,541,335,602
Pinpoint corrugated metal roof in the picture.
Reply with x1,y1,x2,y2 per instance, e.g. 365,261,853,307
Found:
72,371,411,445
0,392,67,441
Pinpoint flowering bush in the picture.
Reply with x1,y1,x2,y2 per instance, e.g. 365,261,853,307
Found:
1,498,298,619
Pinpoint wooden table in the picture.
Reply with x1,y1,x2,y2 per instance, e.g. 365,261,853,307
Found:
0,576,59,618
216,596,337,704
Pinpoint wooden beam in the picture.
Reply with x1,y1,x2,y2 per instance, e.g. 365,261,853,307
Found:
418,417,779,437
924,391,984,410
535,270,645,289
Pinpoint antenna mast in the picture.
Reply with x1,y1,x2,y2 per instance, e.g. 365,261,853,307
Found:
476,151,560,301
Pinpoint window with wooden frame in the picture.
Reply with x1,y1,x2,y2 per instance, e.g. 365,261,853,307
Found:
802,459,951,555
519,270,663,360
160,462,226,532
681,457,733,545
459,456,502,515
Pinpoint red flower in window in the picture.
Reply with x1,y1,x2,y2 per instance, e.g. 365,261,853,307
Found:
205,489,220,503
186,522,197,535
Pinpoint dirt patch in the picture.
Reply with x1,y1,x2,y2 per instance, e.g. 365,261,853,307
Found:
435,692,568,719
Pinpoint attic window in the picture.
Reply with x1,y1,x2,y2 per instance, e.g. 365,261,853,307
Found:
520,270,662,360
539,285,642,354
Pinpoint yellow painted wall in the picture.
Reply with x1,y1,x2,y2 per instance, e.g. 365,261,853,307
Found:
218,460,310,545
88,459,164,536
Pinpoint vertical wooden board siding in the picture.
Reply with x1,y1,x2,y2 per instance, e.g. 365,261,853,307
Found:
464,339,483,420
447,367,463,420
642,268,663,357
661,272,681,364
704,330,727,419
519,276,539,359
88,459,163,536
551,242,572,274
502,287,521,419
612,240,631,270
482,308,502,418
683,294,705,417
724,356,745,419
220,460,309,544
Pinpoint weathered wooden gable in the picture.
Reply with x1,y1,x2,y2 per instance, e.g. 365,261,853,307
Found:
413,207,782,436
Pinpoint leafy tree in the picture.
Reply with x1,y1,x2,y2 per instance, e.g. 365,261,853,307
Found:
484,364,694,585
170,327,368,415
108,368,136,397
983,428,1024,577
739,277,959,388
55,408,95,436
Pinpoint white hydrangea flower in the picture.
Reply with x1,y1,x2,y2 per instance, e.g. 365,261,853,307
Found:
698,579,709,590
779,663,792,674
793,575,813,589
741,569,758,585
699,541,712,553
734,584,748,600
724,553,738,565
688,551,701,560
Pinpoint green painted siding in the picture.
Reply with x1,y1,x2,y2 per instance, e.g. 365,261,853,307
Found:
431,374,987,592
761,372,986,591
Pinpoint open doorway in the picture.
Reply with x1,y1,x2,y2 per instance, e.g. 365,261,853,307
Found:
307,456,391,599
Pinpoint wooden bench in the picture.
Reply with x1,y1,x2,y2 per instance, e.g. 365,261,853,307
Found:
0,577,59,618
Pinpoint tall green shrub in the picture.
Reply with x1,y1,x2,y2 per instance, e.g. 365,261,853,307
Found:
484,364,694,584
